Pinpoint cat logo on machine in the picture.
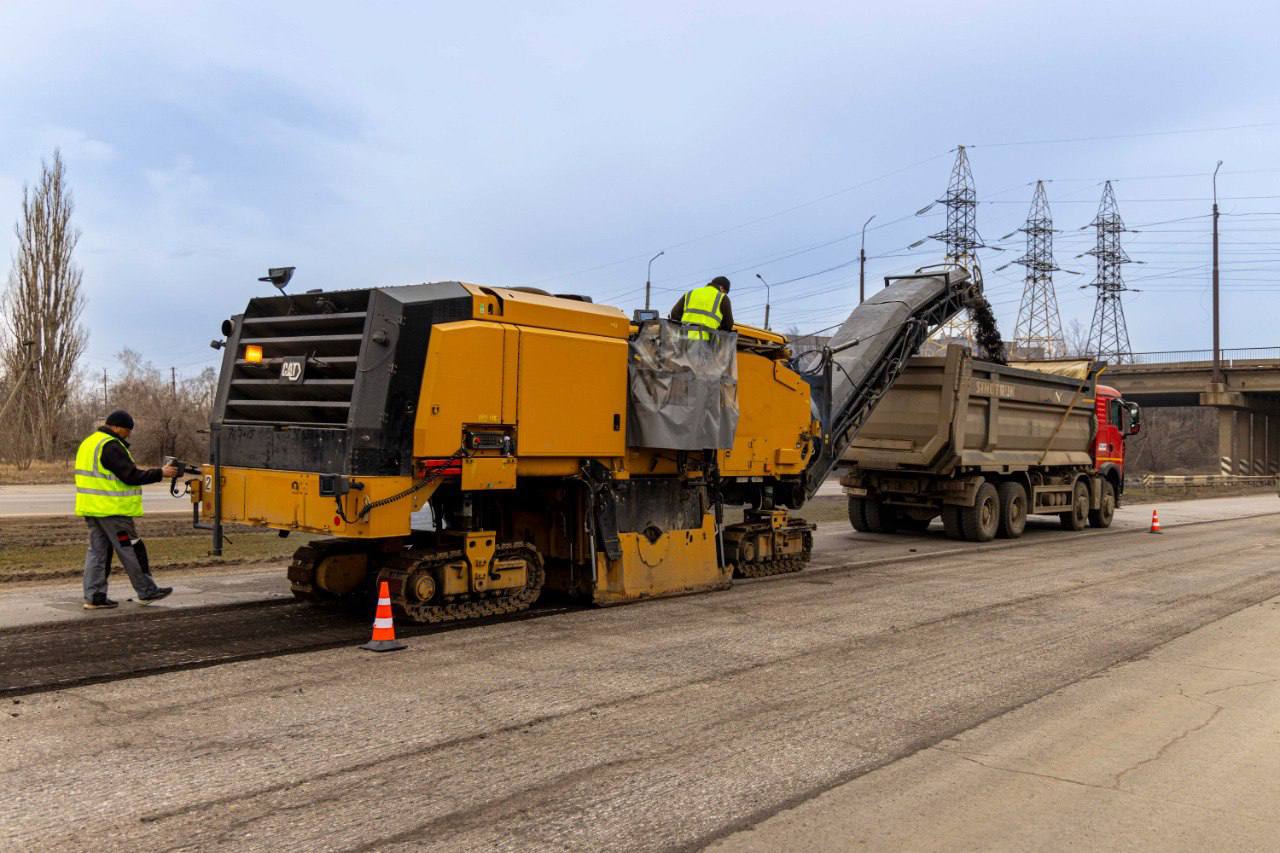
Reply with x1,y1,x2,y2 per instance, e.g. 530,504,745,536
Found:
280,356,306,383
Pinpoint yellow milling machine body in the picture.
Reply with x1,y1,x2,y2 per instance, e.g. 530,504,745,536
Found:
192,270,974,623
193,282,820,623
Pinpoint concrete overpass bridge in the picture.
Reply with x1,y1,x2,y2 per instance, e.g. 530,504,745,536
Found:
1106,347,1280,476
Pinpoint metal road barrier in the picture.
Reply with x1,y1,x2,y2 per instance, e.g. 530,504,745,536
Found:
1139,473,1278,487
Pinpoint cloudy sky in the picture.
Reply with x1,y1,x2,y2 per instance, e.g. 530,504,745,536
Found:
2,0,1278,380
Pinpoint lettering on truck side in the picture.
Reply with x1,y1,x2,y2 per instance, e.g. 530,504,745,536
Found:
973,380,1016,399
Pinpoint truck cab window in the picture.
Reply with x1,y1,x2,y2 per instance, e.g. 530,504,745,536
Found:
1108,399,1122,428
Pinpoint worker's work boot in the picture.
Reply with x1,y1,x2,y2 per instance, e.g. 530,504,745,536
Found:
83,595,119,610
138,587,173,605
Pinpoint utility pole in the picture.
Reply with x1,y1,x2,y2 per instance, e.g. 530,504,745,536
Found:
859,214,876,304
1212,160,1223,384
755,273,772,330
170,366,178,457
102,369,108,413
927,146,986,347
1085,181,1135,361
1009,181,1067,358
645,250,665,312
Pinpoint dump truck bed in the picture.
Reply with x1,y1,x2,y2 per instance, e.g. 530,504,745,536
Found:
841,346,1096,475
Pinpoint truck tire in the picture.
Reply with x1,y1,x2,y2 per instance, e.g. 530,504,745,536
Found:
960,482,999,542
863,499,898,534
1059,480,1090,531
1088,480,1116,529
941,505,964,540
996,482,1027,539
848,497,871,532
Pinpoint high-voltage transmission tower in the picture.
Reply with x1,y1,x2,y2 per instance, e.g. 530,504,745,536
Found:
1084,181,1134,362
927,145,985,347
1011,181,1067,358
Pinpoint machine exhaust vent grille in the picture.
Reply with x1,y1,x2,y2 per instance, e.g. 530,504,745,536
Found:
223,290,371,426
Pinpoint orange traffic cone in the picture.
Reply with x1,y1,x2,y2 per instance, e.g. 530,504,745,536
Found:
1149,509,1162,534
361,580,407,652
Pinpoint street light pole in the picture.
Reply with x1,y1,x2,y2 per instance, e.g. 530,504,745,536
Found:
1212,161,1223,385
645,250,665,312
859,214,876,304
755,273,771,330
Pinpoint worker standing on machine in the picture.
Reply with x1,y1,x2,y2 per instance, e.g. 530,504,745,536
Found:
670,275,734,340
74,410,178,609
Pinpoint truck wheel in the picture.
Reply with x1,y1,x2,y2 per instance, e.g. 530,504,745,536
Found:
996,482,1027,539
863,499,898,534
848,497,871,532
941,506,964,540
1088,480,1116,529
1059,480,1089,531
960,482,999,542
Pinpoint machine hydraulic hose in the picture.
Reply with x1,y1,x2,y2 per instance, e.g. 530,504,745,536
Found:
332,448,468,524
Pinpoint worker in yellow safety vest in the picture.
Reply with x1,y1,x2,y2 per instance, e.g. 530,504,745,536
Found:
670,276,735,340
75,410,179,609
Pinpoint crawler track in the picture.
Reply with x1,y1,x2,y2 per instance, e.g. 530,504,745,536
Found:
733,554,807,578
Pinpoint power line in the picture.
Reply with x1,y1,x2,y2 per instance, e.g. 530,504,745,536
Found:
522,150,951,287
970,120,1280,149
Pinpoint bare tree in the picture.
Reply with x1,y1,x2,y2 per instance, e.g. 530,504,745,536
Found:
1062,318,1091,358
1,150,88,462
105,351,215,462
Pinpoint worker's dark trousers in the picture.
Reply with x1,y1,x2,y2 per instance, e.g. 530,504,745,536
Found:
82,516,160,601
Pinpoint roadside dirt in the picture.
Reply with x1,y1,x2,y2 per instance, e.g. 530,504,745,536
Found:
0,513,200,548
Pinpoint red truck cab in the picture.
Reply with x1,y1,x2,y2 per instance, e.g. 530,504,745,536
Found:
1094,384,1140,499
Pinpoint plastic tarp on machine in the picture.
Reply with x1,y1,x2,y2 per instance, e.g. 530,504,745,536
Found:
627,320,739,449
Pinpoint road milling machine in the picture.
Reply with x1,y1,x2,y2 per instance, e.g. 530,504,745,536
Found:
190,267,975,623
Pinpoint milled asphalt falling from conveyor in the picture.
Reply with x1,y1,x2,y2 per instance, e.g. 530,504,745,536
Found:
968,291,1008,364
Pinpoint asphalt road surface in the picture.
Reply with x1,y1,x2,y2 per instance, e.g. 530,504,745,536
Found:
712,591,1280,852
3,501,1280,850
0,483,184,517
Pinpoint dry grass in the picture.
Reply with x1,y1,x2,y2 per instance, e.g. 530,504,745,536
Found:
0,459,76,485
0,514,311,583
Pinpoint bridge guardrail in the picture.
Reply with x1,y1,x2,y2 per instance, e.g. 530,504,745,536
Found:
1121,347,1280,365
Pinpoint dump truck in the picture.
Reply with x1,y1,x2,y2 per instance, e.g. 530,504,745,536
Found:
837,347,1142,541
188,267,976,623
